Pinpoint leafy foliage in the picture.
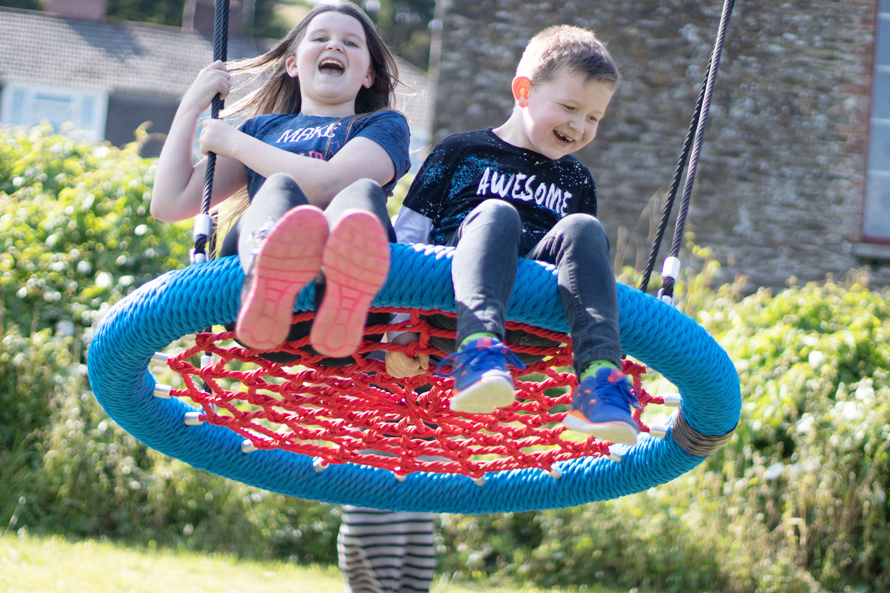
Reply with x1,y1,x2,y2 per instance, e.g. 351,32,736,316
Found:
3,126,890,592
104,0,185,26
0,0,39,10
0,125,190,337
438,266,890,593
363,0,436,70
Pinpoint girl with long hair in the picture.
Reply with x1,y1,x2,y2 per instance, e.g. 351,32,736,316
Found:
151,2,410,358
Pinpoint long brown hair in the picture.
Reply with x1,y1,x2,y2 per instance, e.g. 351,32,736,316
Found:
214,2,401,252
226,1,400,118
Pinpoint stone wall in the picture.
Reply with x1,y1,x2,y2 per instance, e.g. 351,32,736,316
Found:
433,0,886,290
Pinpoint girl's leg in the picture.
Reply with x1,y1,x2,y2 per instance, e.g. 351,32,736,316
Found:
322,177,396,241
223,173,328,350
450,199,522,345
219,173,310,268
310,179,392,358
525,213,621,372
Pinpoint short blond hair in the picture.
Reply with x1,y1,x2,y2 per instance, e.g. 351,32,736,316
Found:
516,25,619,88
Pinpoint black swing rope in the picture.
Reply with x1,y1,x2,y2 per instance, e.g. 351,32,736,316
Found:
189,0,230,395
192,0,230,264
638,0,735,300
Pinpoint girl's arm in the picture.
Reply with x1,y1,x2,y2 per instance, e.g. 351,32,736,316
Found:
150,62,248,222
198,120,396,209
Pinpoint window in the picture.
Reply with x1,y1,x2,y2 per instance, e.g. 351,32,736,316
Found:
863,1,890,241
0,81,108,141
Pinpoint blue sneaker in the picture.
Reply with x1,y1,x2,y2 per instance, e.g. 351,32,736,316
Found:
436,337,526,413
562,367,642,445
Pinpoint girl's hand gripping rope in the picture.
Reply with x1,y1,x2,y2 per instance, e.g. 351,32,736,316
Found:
181,61,231,116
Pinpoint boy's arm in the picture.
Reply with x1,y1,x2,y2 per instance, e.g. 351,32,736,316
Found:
385,207,433,377
393,207,432,245
399,139,459,227
384,143,458,377
575,165,598,218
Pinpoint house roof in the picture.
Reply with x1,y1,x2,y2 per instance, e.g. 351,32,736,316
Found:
0,8,269,97
0,7,433,159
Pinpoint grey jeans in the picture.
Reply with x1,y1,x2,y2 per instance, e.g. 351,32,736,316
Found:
220,173,394,365
449,199,622,372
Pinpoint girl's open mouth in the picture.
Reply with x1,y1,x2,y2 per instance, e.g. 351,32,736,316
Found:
319,58,345,74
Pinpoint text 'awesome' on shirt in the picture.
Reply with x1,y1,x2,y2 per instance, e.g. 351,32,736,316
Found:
402,129,597,253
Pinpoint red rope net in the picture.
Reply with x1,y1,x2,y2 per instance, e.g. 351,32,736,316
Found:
163,309,665,479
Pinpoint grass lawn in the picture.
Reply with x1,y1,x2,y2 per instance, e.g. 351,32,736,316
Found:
0,532,622,593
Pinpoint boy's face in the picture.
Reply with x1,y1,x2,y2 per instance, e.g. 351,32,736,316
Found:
513,69,614,160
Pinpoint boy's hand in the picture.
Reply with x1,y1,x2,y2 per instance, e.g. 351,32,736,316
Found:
384,332,429,378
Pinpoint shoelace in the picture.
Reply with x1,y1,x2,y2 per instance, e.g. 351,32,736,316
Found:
241,219,277,279
248,219,276,255
586,371,642,410
436,340,527,377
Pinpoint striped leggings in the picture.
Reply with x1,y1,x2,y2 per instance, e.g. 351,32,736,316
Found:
338,507,436,593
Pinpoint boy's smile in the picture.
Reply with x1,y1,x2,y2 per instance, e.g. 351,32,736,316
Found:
496,68,614,160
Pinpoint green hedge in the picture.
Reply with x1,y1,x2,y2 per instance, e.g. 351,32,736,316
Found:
435,269,890,593
2,126,889,592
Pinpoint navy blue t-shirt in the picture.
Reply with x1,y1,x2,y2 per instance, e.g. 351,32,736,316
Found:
403,129,597,253
239,110,411,198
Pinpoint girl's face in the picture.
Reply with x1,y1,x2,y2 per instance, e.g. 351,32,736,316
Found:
285,11,375,116
513,68,614,160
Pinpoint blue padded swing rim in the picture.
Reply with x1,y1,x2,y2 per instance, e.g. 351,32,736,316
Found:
87,243,741,513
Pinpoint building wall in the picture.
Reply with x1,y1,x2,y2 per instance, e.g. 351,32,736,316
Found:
105,93,179,158
434,0,886,290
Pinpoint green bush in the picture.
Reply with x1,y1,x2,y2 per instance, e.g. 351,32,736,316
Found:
438,273,890,593
0,124,190,338
4,126,890,592
0,126,343,562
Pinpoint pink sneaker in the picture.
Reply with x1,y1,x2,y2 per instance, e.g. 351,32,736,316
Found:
236,205,328,350
310,210,390,358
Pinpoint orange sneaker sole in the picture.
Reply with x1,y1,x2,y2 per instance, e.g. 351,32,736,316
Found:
310,210,390,358
236,205,328,350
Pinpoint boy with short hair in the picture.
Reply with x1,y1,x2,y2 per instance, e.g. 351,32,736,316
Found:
389,24,641,445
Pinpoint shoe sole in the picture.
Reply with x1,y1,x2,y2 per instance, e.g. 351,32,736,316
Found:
236,205,328,350
450,376,516,414
311,210,390,358
562,412,639,446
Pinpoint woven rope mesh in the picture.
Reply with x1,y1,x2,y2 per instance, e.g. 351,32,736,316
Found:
163,309,665,479
88,252,740,511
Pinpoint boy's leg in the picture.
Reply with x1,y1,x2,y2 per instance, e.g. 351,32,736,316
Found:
525,213,621,369
526,214,640,445
441,200,525,413
451,200,521,344
225,173,328,350
311,179,392,358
